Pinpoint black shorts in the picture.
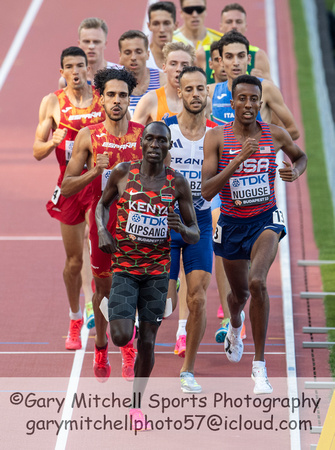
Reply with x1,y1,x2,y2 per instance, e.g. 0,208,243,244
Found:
108,272,169,326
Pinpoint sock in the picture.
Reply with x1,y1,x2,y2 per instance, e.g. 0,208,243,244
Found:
176,319,187,339
69,309,82,321
230,323,243,337
253,360,265,369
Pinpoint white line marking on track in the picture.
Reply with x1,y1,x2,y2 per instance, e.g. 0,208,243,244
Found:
0,236,62,240
0,0,44,91
55,325,89,450
265,1,300,449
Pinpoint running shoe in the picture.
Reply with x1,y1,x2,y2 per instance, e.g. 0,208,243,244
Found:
174,335,186,358
215,318,230,343
224,311,245,363
65,318,83,350
93,342,111,382
251,363,273,394
217,304,224,318
180,371,202,393
121,344,136,381
85,301,95,329
129,408,152,431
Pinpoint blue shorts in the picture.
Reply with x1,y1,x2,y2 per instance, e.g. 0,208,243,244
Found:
211,194,221,211
213,206,286,260
170,208,213,280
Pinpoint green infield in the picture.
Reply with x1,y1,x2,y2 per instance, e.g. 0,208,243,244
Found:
289,0,335,375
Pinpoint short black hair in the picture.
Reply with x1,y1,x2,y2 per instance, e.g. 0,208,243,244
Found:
143,121,171,141
148,1,176,23
118,30,149,51
210,40,221,57
94,68,137,96
221,3,246,16
178,65,207,84
232,74,262,99
217,30,249,57
61,46,87,68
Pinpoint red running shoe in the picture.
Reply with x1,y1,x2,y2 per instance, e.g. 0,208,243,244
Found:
65,318,83,350
93,343,111,382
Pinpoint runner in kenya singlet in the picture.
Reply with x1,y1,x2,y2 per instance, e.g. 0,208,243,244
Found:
112,161,177,276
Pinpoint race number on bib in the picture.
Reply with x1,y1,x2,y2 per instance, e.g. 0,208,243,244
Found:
126,211,168,244
272,209,285,225
51,185,61,205
101,169,112,192
213,224,222,244
230,173,270,206
65,140,74,162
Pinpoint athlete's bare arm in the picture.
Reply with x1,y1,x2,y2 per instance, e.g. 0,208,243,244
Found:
33,94,67,161
58,76,66,89
61,127,108,197
250,49,272,81
169,172,200,245
261,80,300,140
95,162,131,254
269,124,307,181
132,90,158,125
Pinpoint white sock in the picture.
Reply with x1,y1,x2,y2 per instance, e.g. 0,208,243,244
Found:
69,309,82,321
176,319,187,339
253,360,265,369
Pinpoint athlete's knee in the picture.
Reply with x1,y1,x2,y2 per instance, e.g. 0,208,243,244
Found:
187,291,206,314
249,276,267,299
229,286,249,304
64,254,83,276
110,327,133,347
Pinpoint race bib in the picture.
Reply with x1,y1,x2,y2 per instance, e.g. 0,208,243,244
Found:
126,211,168,244
230,173,270,206
213,224,222,244
51,185,61,205
272,209,285,225
101,169,112,192
65,140,74,162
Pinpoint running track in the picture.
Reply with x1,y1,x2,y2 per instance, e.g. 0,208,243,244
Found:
0,1,331,449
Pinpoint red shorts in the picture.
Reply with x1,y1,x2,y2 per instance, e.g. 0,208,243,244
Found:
46,183,92,225
89,203,117,278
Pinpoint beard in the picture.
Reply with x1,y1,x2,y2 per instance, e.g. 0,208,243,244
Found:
183,99,207,115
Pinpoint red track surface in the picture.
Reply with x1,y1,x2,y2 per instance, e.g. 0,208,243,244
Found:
0,1,331,448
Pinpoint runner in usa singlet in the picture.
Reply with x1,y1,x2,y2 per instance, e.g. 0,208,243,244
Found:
112,161,176,276
218,121,277,218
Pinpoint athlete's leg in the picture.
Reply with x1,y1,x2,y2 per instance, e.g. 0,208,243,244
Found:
81,212,94,309
60,221,86,314
132,321,160,409
180,269,211,374
110,318,134,347
93,276,112,348
249,229,280,361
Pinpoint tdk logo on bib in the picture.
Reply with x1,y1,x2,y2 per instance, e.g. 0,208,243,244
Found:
230,173,270,206
126,211,168,243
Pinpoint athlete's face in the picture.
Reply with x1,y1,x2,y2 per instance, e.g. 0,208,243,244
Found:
231,83,262,123
221,43,250,80
78,27,107,65
178,71,208,114
181,0,207,32
100,79,130,122
141,123,172,163
163,50,192,89
60,55,87,90
220,10,247,35
148,10,176,49
119,38,149,76
209,49,227,82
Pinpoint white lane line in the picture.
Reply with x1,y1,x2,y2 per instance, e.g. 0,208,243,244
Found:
0,236,62,240
0,0,44,91
0,351,286,355
265,1,300,449
55,325,89,450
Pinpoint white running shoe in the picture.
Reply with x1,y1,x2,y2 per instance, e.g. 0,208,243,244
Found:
180,371,202,393
251,364,273,394
224,311,245,363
